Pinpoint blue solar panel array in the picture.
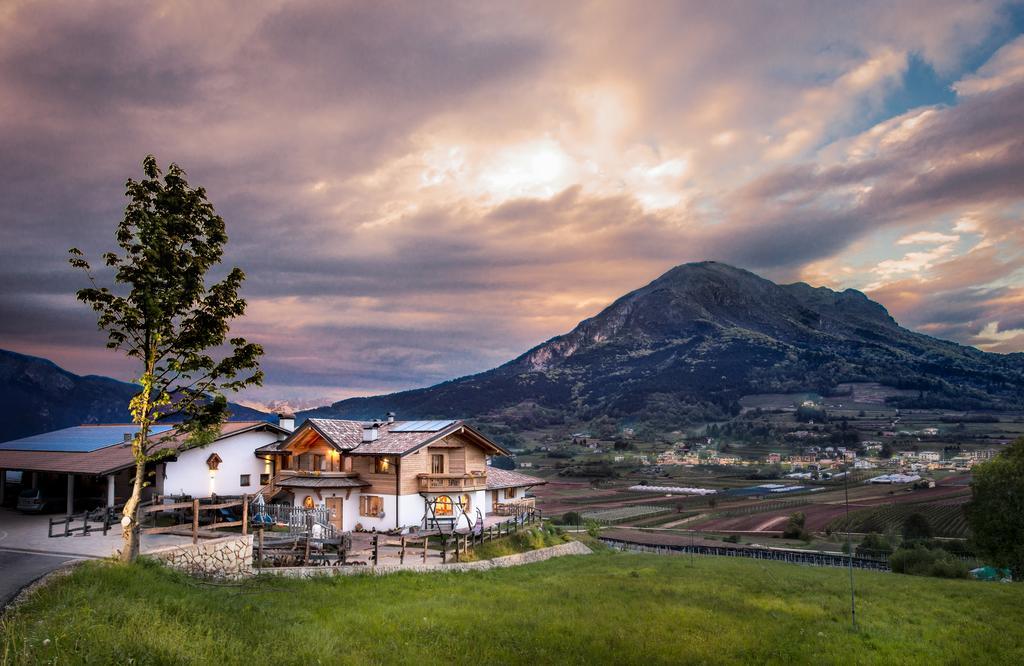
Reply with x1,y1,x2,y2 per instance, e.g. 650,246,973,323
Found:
389,420,457,432
0,425,174,452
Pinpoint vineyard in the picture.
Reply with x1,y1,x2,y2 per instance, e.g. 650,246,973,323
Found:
826,502,971,539
581,505,674,524
706,498,811,519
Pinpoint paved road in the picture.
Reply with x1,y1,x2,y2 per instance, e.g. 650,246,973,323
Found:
0,548,81,609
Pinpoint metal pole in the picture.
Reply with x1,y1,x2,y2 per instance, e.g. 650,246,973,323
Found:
844,459,856,630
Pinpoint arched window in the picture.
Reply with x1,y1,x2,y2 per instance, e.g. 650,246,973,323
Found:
460,493,472,513
435,495,453,516
303,495,315,509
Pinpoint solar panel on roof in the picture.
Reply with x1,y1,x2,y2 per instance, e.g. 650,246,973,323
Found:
0,425,174,452
389,420,456,432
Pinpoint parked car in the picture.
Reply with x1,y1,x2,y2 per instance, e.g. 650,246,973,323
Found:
16,488,62,514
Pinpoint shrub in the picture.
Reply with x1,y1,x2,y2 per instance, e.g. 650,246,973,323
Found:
902,512,933,543
889,545,968,579
585,519,602,538
782,512,811,541
856,532,893,558
560,511,582,526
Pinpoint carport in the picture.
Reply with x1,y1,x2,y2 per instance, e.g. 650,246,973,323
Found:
0,424,172,514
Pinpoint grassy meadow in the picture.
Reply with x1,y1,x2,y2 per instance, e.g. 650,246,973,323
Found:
2,549,1021,665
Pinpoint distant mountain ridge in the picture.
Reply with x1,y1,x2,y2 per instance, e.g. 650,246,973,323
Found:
301,262,1024,429
0,348,269,443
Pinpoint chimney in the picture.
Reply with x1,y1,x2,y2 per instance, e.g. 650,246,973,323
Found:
277,412,295,432
122,432,133,446
386,412,395,424
362,423,380,442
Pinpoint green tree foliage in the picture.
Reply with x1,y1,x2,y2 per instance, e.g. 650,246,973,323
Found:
889,545,968,579
782,512,811,541
901,512,933,543
966,438,1024,578
69,156,263,562
856,532,893,558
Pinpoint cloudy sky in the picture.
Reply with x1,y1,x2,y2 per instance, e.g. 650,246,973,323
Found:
1,1,1023,409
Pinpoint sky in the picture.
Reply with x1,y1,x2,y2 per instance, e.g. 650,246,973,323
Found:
1,1,1023,410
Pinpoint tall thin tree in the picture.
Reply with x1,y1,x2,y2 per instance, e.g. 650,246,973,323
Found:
69,155,263,562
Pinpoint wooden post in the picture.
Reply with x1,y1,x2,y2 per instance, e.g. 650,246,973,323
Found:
441,535,447,564
454,534,460,562
242,495,249,536
257,527,264,571
64,515,70,537
400,536,406,564
192,499,200,544
422,536,428,563
373,534,379,565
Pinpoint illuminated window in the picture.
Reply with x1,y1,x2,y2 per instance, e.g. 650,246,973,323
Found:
460,493,471,513
374,456,395,474
434,495,453,516
360,495,384,517
431,454,445,474
303,495,315,509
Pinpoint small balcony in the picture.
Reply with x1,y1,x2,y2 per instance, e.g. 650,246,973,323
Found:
418,472,487,492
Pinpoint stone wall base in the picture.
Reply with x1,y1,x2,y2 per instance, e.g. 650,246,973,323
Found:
148,535,253,580
262,539,592,578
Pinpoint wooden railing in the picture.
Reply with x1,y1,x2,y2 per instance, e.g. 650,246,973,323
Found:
139,496,249,544
491,497,536,515
417,473,488,491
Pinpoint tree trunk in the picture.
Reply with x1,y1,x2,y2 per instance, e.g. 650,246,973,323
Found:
120,451,147,562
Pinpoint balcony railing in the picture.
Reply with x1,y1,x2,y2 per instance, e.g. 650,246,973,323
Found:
491,497,536,515
418,473,487,492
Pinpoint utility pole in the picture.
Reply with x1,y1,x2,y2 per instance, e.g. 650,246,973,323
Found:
844,455,856,630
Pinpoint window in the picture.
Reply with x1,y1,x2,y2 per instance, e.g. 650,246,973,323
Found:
504,487,516,499
431,454,445,474
434,495,453,516
259,473,270,486
303,495,315,509
360,495,384,517
460,493,471,513
239,474,251,487
313,454,323,472
374,456,395,474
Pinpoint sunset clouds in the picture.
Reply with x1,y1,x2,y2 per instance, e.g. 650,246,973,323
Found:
0,1,1022,407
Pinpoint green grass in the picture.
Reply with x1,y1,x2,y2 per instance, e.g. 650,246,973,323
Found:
2,552,1021,665
464,525,569,561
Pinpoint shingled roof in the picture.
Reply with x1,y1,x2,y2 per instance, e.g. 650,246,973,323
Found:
485,467,546,490
261,418,509,457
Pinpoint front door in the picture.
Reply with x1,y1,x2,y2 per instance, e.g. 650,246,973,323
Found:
326,497,344,533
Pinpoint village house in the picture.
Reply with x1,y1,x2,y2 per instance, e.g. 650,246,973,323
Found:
254,417,544,532
0,420,291,513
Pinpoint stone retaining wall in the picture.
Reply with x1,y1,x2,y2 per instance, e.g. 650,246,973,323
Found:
263,539,592,578
148,535,253,580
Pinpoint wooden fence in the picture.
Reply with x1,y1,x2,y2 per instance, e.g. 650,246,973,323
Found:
140,496,250,544
47,504,123,538
370,506,543,566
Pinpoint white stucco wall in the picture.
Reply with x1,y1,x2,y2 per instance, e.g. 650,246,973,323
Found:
287,491,488,532
162,429,279,498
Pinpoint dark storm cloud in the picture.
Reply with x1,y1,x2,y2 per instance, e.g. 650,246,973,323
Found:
0,1,1022,405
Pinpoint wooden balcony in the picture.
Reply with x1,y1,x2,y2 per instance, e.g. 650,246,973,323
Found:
418,472,487,492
